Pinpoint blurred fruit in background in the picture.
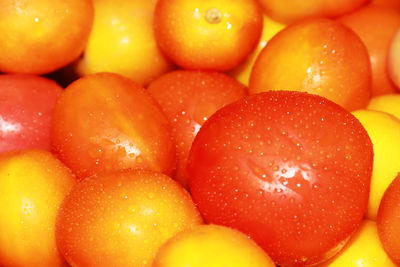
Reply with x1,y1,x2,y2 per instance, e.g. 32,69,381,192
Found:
228,14,285,86
75,0,174,86
367,94,400,120
338,5,400,96
0,0,93,74
256,0,368,24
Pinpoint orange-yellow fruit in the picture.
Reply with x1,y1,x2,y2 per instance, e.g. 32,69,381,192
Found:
0,150,75,267
0,0,94,74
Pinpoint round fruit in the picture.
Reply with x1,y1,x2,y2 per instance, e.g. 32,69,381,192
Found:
75,0,174,86
338,5,400,96
153,0,263,71
56,170,203,267
377,173,400,265
0,74,62,153
249,18,371,111
0,150,75,267
52,72,176,179
0,0,94,74
153,224,275,267
257,0,368,24
187,91,373,266
367,94,400,120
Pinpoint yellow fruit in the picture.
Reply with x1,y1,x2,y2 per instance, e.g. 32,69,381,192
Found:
75,0,174,85
367,94,400,120
317,220,396,266
228,15,285,86
153,224,275,267
351,109,400,220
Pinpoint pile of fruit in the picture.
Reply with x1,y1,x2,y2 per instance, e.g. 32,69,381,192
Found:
1,0,400,266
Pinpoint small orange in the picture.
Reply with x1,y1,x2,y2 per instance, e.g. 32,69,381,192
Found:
153,0,263,71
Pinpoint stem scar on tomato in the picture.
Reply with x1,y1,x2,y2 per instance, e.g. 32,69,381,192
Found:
205,8,222,24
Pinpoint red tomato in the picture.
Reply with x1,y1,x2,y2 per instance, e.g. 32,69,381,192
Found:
56,170,203,266
377,173,400,265
148,70,247,188
51,72,176,179
186,91,373,266
0,74,62,153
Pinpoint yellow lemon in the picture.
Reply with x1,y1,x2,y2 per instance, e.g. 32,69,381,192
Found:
351,109,400,220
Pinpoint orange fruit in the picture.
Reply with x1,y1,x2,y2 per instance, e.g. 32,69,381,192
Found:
257,0,368,24
56,170,203,267
153,0,263,71
249,18,371,111
0,150,75,267
75,0,174,86
0,0,93,74
338,5,400,96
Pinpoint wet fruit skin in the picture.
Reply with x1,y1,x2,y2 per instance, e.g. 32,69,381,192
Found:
186,91,373,266
51,72,176,179
377,173,400,265
0,149,76,267
0,74,63,153
0,0,94,74
249,18,372,111
153,0,263,71
148,70,247,188
338,5,400,96
56,170,203,267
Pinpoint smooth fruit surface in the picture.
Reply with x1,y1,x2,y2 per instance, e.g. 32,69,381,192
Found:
0,74,62,153
367,94,400,120
56,170,203,267
52,72,176,179
249,18,371,111
338,5,400,96
317,220,396,266
0,150,75,267
75,0,174,86
148,70,247,188
351,109,400,220
187,91,373,266
154,0,263,71
0,0,93,74
153,224,275,267
257,0,368,24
